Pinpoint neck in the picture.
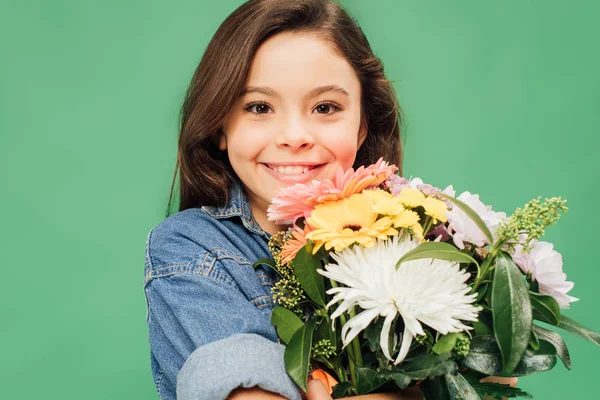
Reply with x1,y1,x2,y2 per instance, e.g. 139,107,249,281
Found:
249,201,289,236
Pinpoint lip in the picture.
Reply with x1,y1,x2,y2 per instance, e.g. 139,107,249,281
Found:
260,162,325,183
264,162,324,167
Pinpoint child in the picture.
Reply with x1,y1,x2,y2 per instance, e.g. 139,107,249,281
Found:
143,0,412,398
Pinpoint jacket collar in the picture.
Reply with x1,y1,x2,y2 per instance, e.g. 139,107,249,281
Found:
201,178,269,239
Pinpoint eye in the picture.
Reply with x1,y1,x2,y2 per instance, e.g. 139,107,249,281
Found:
244,101,272,114
313,100,343,115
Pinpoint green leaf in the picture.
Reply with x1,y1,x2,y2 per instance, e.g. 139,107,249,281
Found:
331,382,352,399
433,333,460,355
530,279,540,293
284,318,317,392
271,306,304,344
252,257,281,277
463,373,532,399
528,329,540,351
378,366,415,389
420,376,451,400
293,245,326,307
314,315,336,348
529,291,560,326
492,252,532,374
532,324,572,370
458,335,557,377
556,314,600,347
393,352,458,380
444,372,482,399
395,241,480,270
473,310,494,336
532,310,552,325
476,283,489,303
386,371,412,389
362,317,383,352
355,367,388,395
437,193,494,245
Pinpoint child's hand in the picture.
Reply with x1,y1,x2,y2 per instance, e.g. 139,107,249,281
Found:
480,375,518,387
306,380,422,400
479,376,518,400
305,375,516,400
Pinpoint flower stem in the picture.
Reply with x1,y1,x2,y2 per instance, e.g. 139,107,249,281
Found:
471,245,499,293
329,279,358,390
422,216,433,237
347,306,364,369
338,311,358,389
318,357,345,383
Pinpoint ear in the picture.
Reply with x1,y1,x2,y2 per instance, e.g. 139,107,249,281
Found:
357,115,368,149
218,132,227,151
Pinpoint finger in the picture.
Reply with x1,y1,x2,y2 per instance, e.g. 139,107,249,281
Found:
480,375,518,387
306,379,333,400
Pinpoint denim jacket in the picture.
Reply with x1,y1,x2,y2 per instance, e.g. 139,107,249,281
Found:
143,178,303,400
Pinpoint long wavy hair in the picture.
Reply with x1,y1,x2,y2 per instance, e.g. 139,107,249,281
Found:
166,0,405,217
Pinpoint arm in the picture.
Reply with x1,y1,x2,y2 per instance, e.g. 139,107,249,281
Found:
227,383,421,400
306,380,422,400
228,387,288,399
303,376,514,400
144,235,303,400
226,374,513,400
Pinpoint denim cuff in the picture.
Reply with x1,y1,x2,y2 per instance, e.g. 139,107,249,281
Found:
176,333,303,400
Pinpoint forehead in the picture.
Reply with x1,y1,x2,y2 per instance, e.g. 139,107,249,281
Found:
245,31,361,97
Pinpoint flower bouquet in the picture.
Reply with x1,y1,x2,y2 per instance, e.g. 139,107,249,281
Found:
255,158,599,399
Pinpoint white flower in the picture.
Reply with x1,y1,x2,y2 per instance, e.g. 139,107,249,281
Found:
446,191,507,250
407,177,424,188
317,234,482,365
441,185,456,198
511,238,579,309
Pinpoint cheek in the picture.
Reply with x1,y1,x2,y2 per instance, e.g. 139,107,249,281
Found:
226,127,266,161
321,122,362,169
336,142,360,170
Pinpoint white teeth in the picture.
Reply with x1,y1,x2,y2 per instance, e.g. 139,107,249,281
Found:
269,165,313,175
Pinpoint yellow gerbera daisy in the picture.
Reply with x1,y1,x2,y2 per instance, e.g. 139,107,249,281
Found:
306,193,398,253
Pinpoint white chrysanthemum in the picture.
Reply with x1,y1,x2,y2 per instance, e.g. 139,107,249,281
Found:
317,234,482,365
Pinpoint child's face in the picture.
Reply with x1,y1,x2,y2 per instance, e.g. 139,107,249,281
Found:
220,31,367,222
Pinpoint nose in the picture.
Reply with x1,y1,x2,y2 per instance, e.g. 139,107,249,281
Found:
275,117,314,151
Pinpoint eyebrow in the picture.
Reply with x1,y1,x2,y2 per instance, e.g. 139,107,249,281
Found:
240,85,350,101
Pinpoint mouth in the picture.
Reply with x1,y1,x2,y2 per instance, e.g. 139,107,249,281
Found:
264,163,323,175
260,162,326,182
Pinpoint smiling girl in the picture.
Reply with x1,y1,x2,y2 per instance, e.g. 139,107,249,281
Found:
143,0,420,399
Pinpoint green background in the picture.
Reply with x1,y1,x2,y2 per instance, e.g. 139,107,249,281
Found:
1,0,598,398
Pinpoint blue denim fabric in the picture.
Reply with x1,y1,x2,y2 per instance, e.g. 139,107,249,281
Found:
143,179,302,400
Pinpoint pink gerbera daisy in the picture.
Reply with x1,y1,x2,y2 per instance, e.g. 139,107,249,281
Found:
267,158,398,224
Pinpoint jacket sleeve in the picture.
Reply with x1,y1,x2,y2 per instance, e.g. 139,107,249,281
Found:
144,228,303,400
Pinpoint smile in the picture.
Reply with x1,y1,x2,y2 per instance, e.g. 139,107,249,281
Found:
261,163,325,183
265,164,320,175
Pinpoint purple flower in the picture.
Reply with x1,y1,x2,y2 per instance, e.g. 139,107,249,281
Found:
384,174,409,195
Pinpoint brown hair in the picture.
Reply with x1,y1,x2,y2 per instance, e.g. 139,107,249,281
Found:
166,0,404,217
